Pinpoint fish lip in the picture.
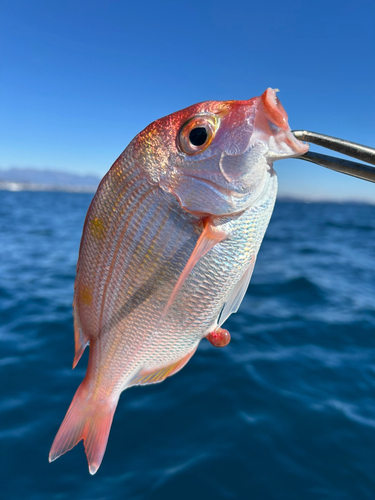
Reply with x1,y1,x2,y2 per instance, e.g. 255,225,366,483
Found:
276,128,309,157
254,89,309,159
264,129,309,160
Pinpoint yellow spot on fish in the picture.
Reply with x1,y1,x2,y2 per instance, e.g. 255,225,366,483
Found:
90,217,105,240
80,285,93,306
146,126,157,138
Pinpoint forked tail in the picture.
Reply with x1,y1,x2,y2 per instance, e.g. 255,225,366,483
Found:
49,382,118,474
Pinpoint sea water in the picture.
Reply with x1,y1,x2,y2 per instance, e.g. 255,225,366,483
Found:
1,191,375,499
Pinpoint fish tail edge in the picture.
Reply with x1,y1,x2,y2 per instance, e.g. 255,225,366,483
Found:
49,383,117,475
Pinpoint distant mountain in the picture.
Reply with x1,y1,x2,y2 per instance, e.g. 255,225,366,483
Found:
0,168,101,192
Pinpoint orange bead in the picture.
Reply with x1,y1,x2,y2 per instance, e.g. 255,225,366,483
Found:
206,328,231,348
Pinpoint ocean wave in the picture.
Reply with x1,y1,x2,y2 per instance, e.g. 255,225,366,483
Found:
1,193,375,499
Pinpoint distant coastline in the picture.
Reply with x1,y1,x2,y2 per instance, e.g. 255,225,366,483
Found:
0,168,100,193
0,167,373,204
0,181,98,193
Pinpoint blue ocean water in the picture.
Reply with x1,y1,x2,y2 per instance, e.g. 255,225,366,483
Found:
1,190,375,499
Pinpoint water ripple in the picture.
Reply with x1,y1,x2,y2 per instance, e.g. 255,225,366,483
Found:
1,193,375,499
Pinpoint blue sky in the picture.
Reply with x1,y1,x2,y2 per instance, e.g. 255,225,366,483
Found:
1,0,374,201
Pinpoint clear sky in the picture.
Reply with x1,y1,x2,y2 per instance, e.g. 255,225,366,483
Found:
1,0,374,201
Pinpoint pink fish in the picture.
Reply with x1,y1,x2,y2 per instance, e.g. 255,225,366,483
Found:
49,88,308,474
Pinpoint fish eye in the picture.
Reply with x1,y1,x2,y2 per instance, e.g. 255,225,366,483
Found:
179,116,217,155
189,127,207,146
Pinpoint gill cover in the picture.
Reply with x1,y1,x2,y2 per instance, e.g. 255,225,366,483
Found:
160,88,308,216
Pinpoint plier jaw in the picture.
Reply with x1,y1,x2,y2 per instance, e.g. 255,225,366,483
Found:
292,130,375,183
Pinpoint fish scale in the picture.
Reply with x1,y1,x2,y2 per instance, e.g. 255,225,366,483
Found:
90,174,278,392
50,88,309,474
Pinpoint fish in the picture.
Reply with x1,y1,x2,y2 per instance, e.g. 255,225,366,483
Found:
49,88,308,474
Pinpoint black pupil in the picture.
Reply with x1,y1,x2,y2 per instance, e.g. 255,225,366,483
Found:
189,127,208,147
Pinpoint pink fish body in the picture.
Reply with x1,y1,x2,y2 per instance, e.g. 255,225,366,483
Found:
49,89,308,474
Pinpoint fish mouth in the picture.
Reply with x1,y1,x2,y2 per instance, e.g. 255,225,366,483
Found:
266,126,309,159
255,88,309,159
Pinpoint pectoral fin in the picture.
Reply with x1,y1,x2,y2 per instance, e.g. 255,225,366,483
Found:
160,218,227,321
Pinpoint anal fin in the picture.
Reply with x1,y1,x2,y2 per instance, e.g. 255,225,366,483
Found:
73,311,89,369
129,347,198,387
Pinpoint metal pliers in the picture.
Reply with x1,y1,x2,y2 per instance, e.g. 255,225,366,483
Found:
292,130,375,183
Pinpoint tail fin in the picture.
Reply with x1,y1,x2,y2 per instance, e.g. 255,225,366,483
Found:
49,383,117,475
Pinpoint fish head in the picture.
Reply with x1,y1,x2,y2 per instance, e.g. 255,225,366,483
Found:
134,88,309,216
